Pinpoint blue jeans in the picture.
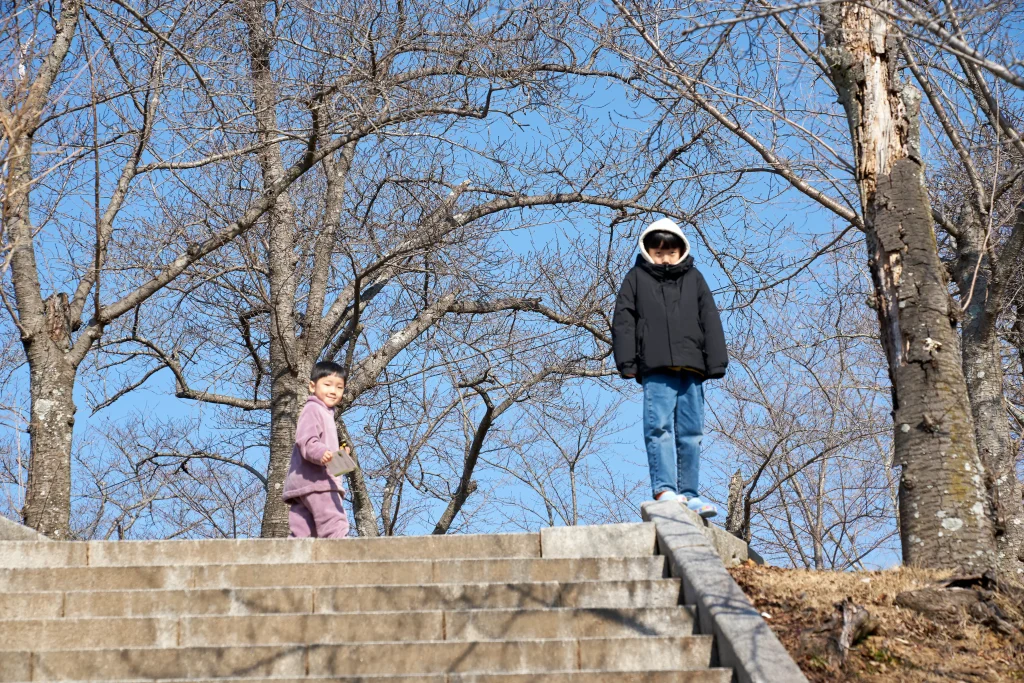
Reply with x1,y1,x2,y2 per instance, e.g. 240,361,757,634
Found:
643,372,704,499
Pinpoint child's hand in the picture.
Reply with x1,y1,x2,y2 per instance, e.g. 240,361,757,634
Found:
321,450,334,466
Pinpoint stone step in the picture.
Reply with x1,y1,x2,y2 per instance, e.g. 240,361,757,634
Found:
0,636,714,680
0,579,683,619
1,672,734,683
0,607,697,650
0,535,539,569
0,557,667,593
0,524,657,568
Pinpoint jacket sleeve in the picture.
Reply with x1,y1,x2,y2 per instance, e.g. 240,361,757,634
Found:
295,405,330,465
697,272,728,379
612,271,639,377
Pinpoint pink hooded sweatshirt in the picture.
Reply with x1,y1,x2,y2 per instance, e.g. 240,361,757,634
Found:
282,395,345,502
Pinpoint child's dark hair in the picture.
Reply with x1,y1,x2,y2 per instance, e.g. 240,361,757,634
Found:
643,230,685,252
311,360,347,382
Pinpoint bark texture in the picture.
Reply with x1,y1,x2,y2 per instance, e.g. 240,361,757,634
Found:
822,1,996,570
725,468,745,540
263,370,299,538
23,332,77,538
954,210,1024,576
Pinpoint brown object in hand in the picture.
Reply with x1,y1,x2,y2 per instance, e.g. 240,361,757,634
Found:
326,442,357,476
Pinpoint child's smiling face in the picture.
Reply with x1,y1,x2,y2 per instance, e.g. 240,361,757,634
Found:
309,374,345,408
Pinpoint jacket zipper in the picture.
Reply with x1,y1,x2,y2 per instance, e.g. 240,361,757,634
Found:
662,282,675,366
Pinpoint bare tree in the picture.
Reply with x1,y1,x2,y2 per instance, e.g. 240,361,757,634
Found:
710,249,898,569
234,0,650,537
69,412,265,540
606,0,1024,573
879,0,1024,577
486,388,644,530
89,0,758,538
820,0,994,569
889,0,1024,92
0,0,381,537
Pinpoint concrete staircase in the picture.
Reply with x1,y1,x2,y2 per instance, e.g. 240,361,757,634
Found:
0,523,735,682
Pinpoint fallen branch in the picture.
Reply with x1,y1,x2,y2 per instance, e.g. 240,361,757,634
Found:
799,598,878,668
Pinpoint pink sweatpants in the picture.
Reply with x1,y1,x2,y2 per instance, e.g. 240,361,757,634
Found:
288,490,350,538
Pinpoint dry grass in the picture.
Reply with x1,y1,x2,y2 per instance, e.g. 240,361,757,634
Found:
728,563,1024,682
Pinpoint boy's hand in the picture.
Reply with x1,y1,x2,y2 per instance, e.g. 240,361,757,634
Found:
321,450,334,466
623,373,636,378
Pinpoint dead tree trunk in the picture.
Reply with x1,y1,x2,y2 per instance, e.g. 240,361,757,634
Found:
822,1,996,570
725,468,746,540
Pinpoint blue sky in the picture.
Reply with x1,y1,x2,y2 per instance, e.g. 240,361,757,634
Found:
1,4,902,569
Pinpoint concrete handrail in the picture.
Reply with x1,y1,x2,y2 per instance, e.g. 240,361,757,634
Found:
642,500,808,683
0,515,45,541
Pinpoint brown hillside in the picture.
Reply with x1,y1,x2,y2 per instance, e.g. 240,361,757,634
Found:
728,563,1024,682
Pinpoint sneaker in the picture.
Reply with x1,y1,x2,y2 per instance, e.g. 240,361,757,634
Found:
683,496,718,519
654,490,679,502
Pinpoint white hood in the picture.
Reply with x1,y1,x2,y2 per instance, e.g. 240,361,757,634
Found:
638,218,691,264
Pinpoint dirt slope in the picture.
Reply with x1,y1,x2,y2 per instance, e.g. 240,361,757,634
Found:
729,564,1024,682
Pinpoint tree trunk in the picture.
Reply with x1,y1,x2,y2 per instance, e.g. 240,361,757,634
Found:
22,335,77,538
261,366,298,537
4,0,83,538
337,417,379,537
955,215,1024,576
822,1,996,570
432,395,492,535
814,462,826,570
244,0,303,538
725,468,745,539
6,136,74,537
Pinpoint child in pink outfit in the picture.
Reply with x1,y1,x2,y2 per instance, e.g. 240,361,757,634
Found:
283,361,351,538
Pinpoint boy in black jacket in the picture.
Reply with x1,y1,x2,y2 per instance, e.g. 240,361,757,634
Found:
612,218,728,517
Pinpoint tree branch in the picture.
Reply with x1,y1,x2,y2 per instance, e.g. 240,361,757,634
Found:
138,450,268,488
611,0,863,228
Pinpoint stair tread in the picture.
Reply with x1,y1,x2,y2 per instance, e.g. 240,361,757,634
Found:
0,636,718,680
0,606,699,650
0,557,668,593
5,634,712,651
0,671,734,683
0,534,545,568
0,577,681,596
0,579,683,620
0,524,658,568
0,605,694,620
0,528,735,681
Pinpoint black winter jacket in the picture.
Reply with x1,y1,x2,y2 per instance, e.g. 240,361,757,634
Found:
612,255,728,380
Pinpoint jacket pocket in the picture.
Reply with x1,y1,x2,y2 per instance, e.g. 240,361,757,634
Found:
637,318,647,358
